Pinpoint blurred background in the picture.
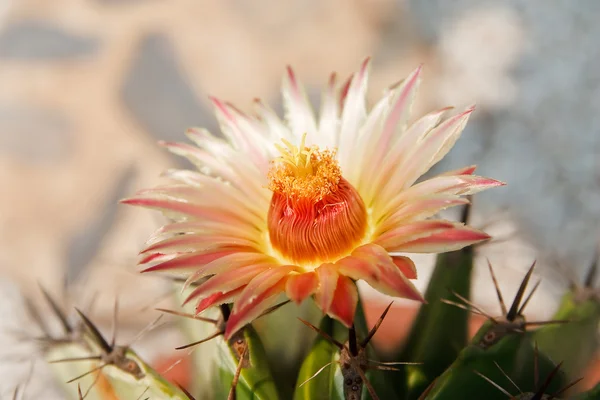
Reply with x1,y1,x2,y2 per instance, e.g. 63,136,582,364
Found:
1,0,599,397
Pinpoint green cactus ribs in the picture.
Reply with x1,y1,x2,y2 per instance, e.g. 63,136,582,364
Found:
156,301,287,400
25,286,188,400
423,261,571,399
295,303,420,400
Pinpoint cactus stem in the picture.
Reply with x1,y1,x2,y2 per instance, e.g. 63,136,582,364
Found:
220,304,232,322
349,325,358,357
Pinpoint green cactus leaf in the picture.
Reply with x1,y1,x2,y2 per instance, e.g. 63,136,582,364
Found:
533,289,600,380
293,316,344,400
399,244,474,398
423,330,567,400
212,324,279,400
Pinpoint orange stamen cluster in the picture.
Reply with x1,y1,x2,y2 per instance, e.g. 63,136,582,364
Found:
267,135,367,265
268,135,341,202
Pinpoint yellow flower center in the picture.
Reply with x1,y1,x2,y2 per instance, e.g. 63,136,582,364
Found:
267,135,367,266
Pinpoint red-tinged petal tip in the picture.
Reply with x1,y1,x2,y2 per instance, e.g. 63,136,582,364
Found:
285,272,318,304
327,276,358,328
286,66,298,88
392,256,417,280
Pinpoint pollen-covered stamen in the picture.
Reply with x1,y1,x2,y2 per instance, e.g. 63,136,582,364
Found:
267,136,367,265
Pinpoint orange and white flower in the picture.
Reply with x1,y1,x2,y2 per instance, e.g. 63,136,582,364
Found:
123,59,503,338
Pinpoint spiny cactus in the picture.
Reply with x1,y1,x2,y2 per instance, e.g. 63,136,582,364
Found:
19,59,600,399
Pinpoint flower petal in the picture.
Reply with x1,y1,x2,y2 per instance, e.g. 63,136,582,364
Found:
337,244,424,302
184,264,272,306
391,256,417,280
139,248,241,273
373,220,456,250
314,263,339,314
225,266,294,339
282,66,318,142
376,196,470,234
184,252,275,288
285,272,318,304
327,276,358,327
196,286,246,314
338,58,370,160
390,225,490,253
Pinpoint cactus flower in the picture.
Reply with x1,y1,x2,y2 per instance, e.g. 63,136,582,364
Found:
123,58,503,338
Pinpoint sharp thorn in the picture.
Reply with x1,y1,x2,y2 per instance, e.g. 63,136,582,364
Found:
110,298,119,349
155,308,218,324
74,308,112,353
258,300,291,318
135,386,150,400
553,377,584,397
486,259,507,315
474,370,514,398
535,362,564,397
441,299,489,317
450,291,493,319
298,361,334,387
176,382,197,399
493,361,522,394
49,356,103,364
361,301,393,348
66,364,106,384
518,279,541,316
38,284,72,334
176,331,223,350
297,318,344,349
507,261,536,321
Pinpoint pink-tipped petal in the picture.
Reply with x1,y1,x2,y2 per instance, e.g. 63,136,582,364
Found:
285,272,318,304
183,264,271,306
314,263,339,314
121,196,249,227
377,65,422,158
327,276,358,327
337,244,424,302
141,234,259,255
196,286,245,314
440,165,477,176
140,249,239,273
282,66,318,140
374,220,456,250
184,252,275,289
225,269,291,339
391,225,491,253
376,196,470,233
338,58,370,163
392,256,417,280
234,266,296,312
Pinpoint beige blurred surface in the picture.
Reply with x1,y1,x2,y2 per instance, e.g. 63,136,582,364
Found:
0,0,583,395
